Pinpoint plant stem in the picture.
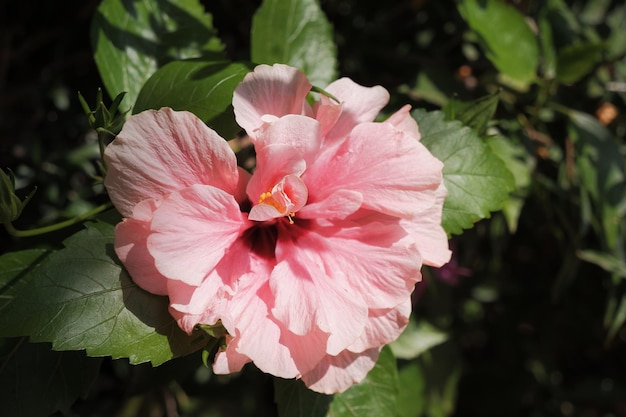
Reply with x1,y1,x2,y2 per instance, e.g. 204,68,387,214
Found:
3,202,113,238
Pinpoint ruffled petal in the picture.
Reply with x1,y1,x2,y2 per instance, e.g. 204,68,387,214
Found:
385,104,421,139
114,199,167,295
303,121,443,219
148,184,249,286
297,189,363,220
252,114,322,163
104,108,239,217
323,78,389,142
301,348,381,394
233,64,312,136
213,335,251,374
219,279,300,379
284,216,420,311
400,182,451,267
346,300,411,353
272,225,369,355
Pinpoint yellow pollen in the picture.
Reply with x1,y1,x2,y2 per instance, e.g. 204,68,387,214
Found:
287,212,295,224
258,191,273,204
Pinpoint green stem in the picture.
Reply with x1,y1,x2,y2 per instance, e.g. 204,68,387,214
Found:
4,202,113,238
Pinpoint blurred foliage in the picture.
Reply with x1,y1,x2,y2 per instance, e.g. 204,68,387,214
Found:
1,0,625,416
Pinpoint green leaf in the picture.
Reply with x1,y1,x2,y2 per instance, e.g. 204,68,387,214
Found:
444,91,500,138
555,41,605,84
538,6,557,79
133,60,253,139
577,250,626,278
486,135,535,233
328,346,399,417
91,0,225,110
0,221,206,365
396,362,425,417
415,109,515,235
458,0,538,86
0,338,102,417
251,0,337,87
0,250,102,416
274,378,332,417
0,249,51,303
416,343,462,417
390,318,448,360
567,109,626,248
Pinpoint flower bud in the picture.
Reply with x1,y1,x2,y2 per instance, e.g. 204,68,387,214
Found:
0,169,35,224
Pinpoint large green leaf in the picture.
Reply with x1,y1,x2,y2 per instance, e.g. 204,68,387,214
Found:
0,250,102,417
133,60,253,139
0,338,101,417
251,0,337,87
274,378,332,417
0,220,206,366
328,346,399,417
91,0,225,110
415,109,515,235
458,0,538,86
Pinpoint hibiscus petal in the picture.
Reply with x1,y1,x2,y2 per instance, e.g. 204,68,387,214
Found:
104,108,239,217
167,236,263,333
385,104,421,139
246,144,306,204
114,199,168,295
253,114,322,163
301,348,381,394
220,279,300,379
297,189,363,220
115,218,168,296
233,64,312,136
213,336,251,374
304,121,443,219
323,78,390,142
282,218,420,311
401,183,451,267
148,184,249,286
272,230,369,355
347,300,411,353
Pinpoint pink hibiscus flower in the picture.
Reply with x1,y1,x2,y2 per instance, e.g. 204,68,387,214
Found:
104,64,450,394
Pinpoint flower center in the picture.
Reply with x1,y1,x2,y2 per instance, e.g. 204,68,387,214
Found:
248,174,308,223
258,191,296,224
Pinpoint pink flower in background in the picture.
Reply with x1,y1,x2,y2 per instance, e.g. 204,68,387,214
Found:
104,64,450,393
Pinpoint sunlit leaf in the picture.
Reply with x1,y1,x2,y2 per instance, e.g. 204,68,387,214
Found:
458,0,538,86
91,0,225,109
486,135,535,233
251,0,337,87
328,346,399,417
0,220,206,366
133,60,254,138
415,109,515,235
396,362,425,417
390,318,448,360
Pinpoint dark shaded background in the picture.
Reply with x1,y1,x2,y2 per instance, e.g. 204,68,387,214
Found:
2,0,625,416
